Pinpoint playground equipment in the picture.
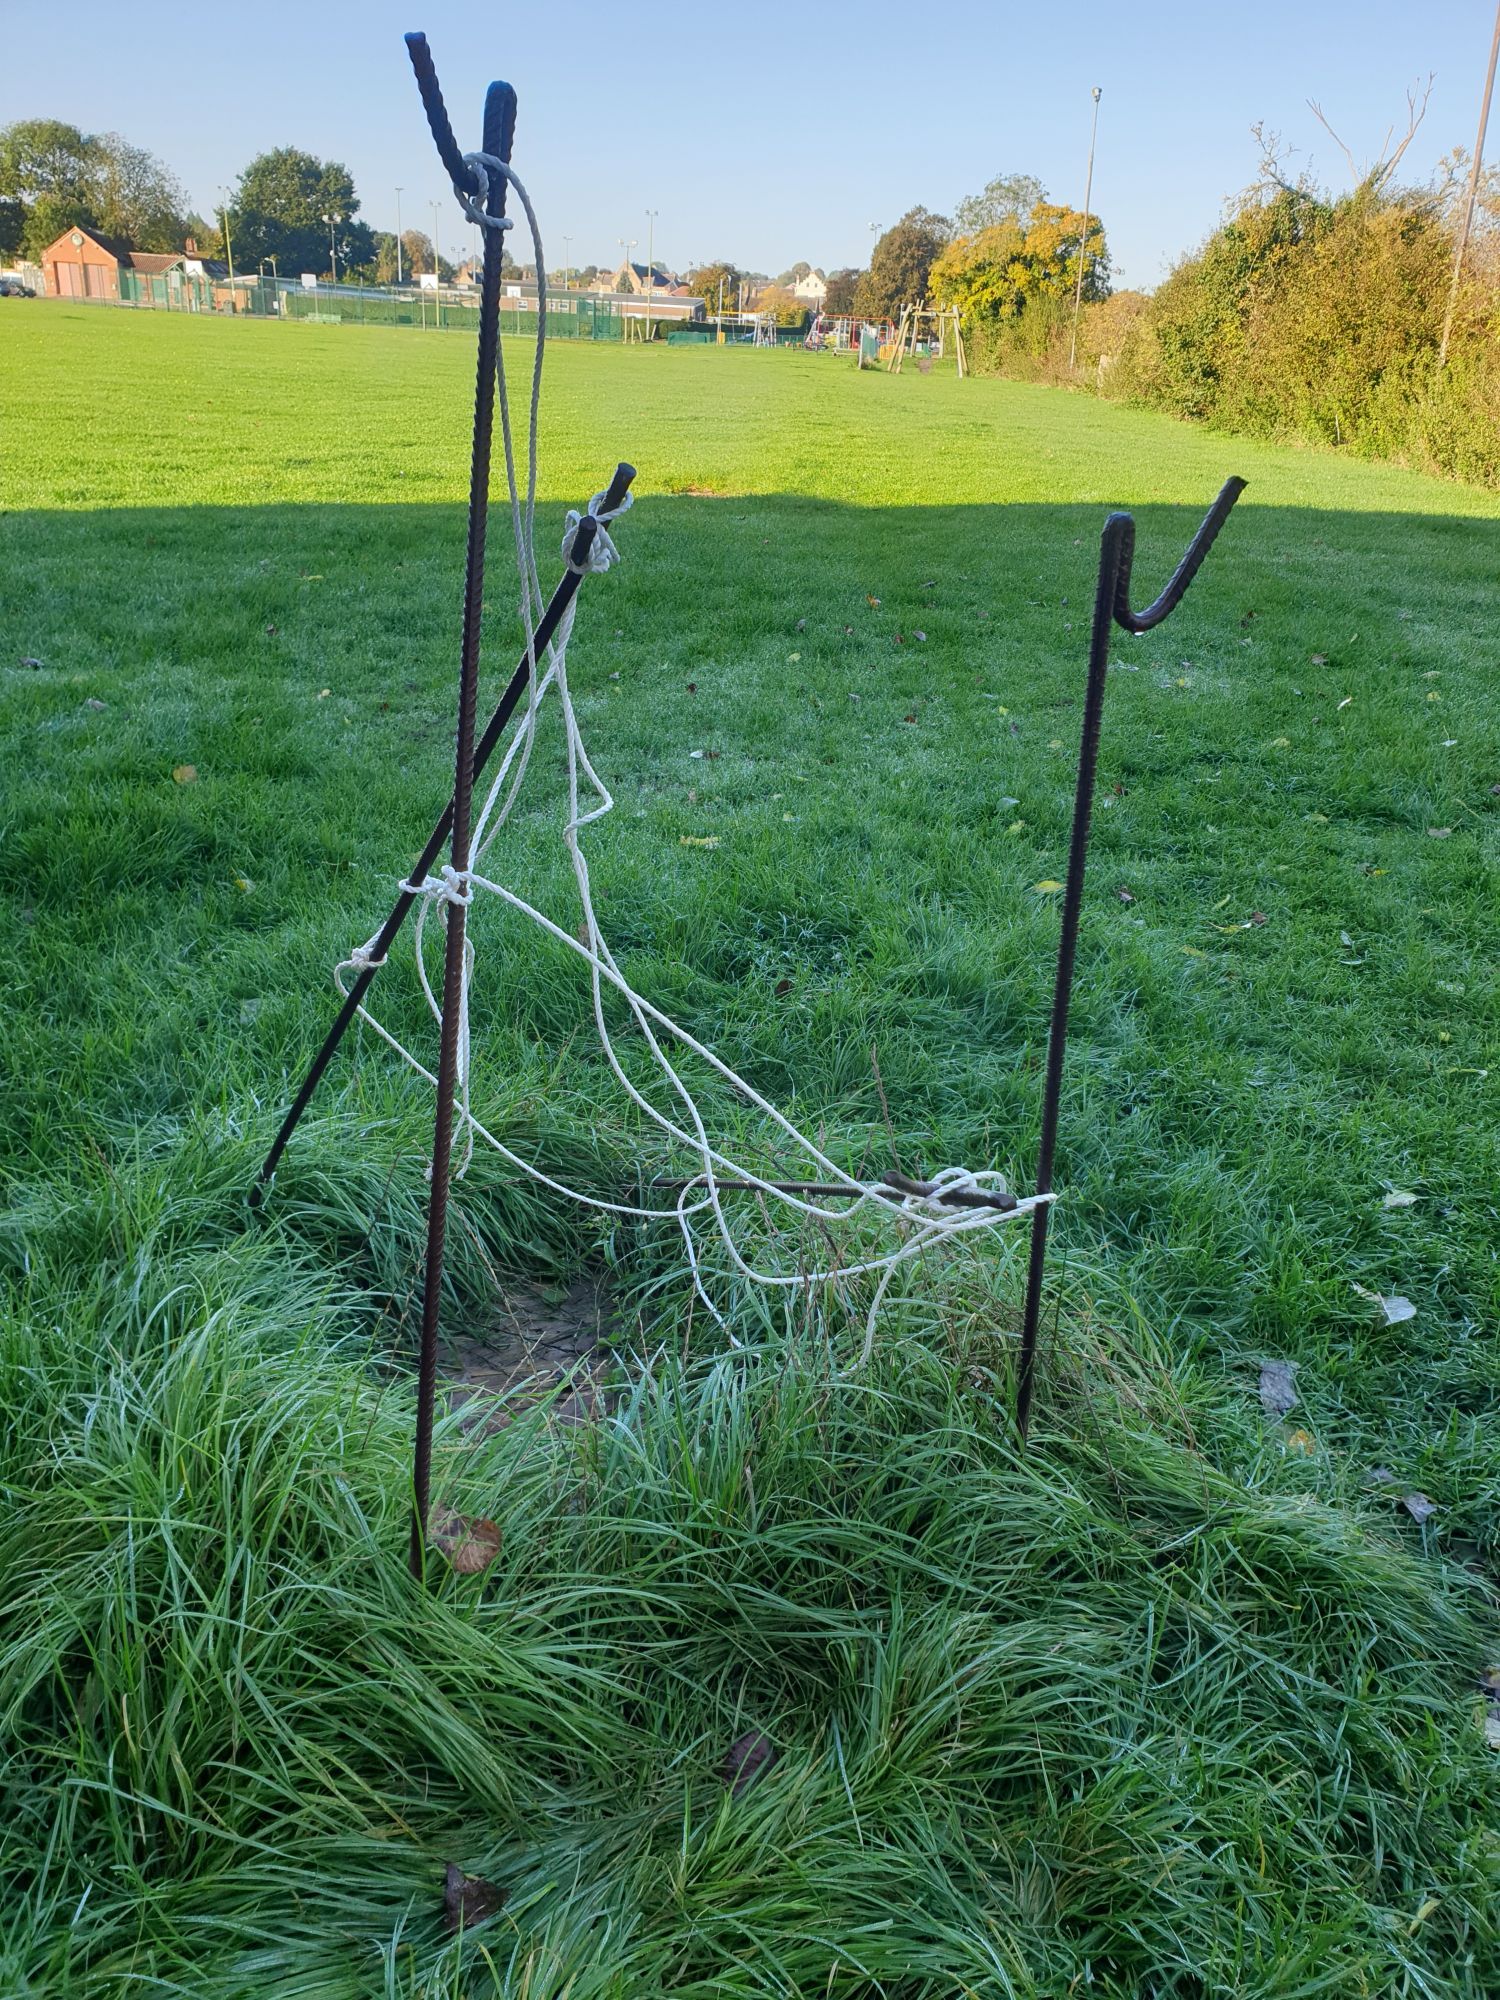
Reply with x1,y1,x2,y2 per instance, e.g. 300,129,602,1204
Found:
805,312,898,361
887,301,967,377
254,32,1245,1579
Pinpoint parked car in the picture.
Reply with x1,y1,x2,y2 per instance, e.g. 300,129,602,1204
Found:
0,276,36,297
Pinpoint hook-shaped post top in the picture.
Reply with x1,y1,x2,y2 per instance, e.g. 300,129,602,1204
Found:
1107,476,1247,634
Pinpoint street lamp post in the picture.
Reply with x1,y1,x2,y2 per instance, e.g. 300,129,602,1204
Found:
322,212,340,285
1069,86,1103,370
645,208,658,340
562,234,572,296
617,236,638,337
218,187,236,283
395,187,404,284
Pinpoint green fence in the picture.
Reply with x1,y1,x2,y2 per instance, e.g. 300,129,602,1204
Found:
112,272,624,338
278,287,622,339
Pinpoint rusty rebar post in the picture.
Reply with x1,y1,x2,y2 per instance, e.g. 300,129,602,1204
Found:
407,46,516,1577
1015,478,1246,1438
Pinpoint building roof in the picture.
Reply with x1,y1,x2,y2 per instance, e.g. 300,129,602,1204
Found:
42,223,132,260
123,250,184,275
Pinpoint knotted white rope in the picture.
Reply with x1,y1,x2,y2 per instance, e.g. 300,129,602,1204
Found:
334,158,1052,1352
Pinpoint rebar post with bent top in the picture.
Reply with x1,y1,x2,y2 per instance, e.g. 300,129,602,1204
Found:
1015,476,1247,1439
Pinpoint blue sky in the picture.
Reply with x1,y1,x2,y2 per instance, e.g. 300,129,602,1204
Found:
4,2,1492,285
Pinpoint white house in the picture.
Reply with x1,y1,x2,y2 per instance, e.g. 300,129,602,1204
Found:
793,268,828,305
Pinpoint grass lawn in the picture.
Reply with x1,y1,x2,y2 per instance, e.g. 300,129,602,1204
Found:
1,304,1498,1996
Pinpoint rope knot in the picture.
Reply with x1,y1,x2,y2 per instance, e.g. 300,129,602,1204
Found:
349,934,388,971
564,488,632,575
458,153,517,233
403,865,473,908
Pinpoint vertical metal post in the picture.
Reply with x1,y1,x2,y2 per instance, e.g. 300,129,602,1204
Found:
1069,87,1102,370
1438,0,1500,368
408,75,518,1579
1015,515,1126,1437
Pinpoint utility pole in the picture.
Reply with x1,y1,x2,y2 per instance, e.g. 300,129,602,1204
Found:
395,187,404,284
562,234,572,296
218,186,236,283
1439,0,1500,368
645,208,658,340
1069,86,1102,370
323,212,340,285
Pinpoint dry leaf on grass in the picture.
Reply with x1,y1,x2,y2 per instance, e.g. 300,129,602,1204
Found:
679,835,720,849
1033,879,1063,895
1382,1190,1420,1210
429,1510,501,1576
720,1730,777,1797
1401,1491,1438,1525
1285,1427,1316,1455
442,1863,506,1933
1352,1283,1416,1324
1259,1360,1299,1415
172,764,198,785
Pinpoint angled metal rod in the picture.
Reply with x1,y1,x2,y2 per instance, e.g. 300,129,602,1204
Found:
409,58,516,1579
1015,478,1245,1438
249,458,635,1206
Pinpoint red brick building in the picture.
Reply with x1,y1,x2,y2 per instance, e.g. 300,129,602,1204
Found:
40,224,188,300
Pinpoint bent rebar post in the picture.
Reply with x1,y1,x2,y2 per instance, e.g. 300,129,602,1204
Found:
1015,476,1246,1439
401,35,518,1578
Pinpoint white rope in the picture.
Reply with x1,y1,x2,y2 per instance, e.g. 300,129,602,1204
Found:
337,159,1053,1348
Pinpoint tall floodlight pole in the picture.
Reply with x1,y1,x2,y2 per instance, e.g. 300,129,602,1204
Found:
395,187,404,283
1069,87,1102,370
323,212,340,284
1438,0,1500,368
218,187,236,283
562,234,572,295
618,235,637,335
645,208,658,340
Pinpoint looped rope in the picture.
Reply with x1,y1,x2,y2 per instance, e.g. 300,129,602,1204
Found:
457,151,518,233
402,864,473,908
335,148,1048,1362
349,935,387,972
564,488,633,575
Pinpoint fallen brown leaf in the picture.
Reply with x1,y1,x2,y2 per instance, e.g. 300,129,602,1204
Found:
429,1509,501,1576
1401,1491,1438,1525
172,764,198,785
442,1862,506,1933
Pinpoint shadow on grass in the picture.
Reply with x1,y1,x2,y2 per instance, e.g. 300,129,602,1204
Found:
2,490,1497,1464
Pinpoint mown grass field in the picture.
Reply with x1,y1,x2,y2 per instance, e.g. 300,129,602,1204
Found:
1,304,1498,1996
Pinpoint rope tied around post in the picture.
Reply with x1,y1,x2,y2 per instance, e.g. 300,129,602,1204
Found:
564,488,633,574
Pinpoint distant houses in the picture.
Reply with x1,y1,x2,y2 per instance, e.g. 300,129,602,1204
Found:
792,268,828,305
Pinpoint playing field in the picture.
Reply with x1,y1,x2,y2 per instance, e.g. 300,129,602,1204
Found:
2,305,1498,1996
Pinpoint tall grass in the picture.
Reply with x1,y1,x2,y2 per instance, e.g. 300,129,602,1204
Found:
2,1125,1494,1997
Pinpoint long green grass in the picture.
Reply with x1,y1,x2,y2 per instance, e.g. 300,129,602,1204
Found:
1,305,1497,1995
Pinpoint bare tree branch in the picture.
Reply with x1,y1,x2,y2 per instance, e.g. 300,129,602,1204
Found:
1307,100,1360,184
1307,75,1433,191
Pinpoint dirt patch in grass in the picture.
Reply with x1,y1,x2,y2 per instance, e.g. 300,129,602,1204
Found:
442,1273,615,1431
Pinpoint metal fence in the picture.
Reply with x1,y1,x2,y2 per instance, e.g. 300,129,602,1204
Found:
112,271,625,338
